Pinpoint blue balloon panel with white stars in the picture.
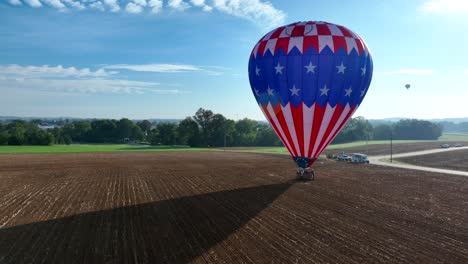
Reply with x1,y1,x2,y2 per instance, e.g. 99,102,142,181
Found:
248,21,373,168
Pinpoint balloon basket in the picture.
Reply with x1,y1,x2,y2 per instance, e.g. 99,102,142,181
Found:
296,167,315,180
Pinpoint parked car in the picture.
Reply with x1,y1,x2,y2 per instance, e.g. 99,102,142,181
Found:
440,144,450,148
454,143,463,147
337,155,351,161
351,153,369,164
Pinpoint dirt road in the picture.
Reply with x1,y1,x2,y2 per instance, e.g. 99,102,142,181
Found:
369,146,468,176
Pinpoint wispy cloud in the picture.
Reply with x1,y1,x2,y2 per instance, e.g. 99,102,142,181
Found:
148,0,162,13
6,0,285,27
422,0,468,15
0,64,113,79
125,2,144,13
103,0,120,12
90,1,105,11
1,78,185,95
8,0,22,5
0,64,187,95
190,0,212,12
24,0,42,7
212,0,286,27
105,63,201,73
168,0,190,11
104,63,226,75
384,69,435,75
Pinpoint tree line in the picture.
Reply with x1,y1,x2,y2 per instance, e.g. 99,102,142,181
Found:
0,108,442,146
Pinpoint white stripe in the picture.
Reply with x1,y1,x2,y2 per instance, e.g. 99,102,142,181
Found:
288,36,303,53
311,104,335,158
304,23,317,36
318,35,334,53
261,29,276,41
282,103,301,156
252,42,260,58
264,39,277,56
266,103,296,156
327,24,344,36
317,103,352,155
280,25,295,38
303,103,315,157
345,37,358,54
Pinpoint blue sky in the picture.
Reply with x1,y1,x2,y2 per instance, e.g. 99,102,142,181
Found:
1,0,468,120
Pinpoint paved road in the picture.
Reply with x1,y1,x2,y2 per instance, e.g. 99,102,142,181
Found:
369,146,468,177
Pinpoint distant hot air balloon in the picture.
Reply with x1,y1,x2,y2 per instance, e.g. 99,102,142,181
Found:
248,21,373,179
405,84,411,89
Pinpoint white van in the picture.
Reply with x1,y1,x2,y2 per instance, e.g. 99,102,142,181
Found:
351,153,369,164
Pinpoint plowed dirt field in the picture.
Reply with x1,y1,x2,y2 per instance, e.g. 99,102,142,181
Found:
397,148,468,172
1,151,467,264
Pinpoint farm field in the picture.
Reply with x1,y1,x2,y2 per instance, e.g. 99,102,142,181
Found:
1,152,468,263
0,144,204,154
246,141,468,156
397,148,468,172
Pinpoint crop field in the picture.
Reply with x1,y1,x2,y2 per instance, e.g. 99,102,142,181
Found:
0,144,204,154
247,141,468,156
1,152,468,263
397,148,468,171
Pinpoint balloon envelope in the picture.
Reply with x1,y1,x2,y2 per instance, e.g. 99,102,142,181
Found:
248,21,373,168
405,84,411,89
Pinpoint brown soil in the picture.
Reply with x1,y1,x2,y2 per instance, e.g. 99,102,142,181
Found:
323,141,468,156
1,151,468,264
397,148,468,171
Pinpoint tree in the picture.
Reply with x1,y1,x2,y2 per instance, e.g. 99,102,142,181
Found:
157,123,177,145
0,132,8,145
373,124,392,140
233,118,257,146
206,114,228,147
193,108,213,145
177,117,200,146
255,123,281,146
137,120,152,134
117,118,134,141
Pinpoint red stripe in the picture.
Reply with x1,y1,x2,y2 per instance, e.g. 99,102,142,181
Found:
316,24,331,35
337,25,353,37
333,36,347,53
270,26,285,39
273,103,298,157
355,38,364,55
257,40,267,57
262,104,295,156
274,37,289,54
291,25,305,37
291,103,304,157
317,106,356,155
307,104,326,158
303,35,319,53
315,104,344,155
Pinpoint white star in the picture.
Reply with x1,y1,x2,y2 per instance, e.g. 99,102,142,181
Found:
344,87,352,97
274,62,284,74
360,89,366,97
320,85,329,96
304,61,316,74
256,66,261,76
361,66,366,76
336,62,346,74
289,85,300,96
255,89,260,96
267,86,274,96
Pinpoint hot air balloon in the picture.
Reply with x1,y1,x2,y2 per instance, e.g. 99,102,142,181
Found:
405,84,410,89
248,21,373,179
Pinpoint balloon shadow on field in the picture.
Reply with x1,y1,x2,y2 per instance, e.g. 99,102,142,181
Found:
0,183,291,264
